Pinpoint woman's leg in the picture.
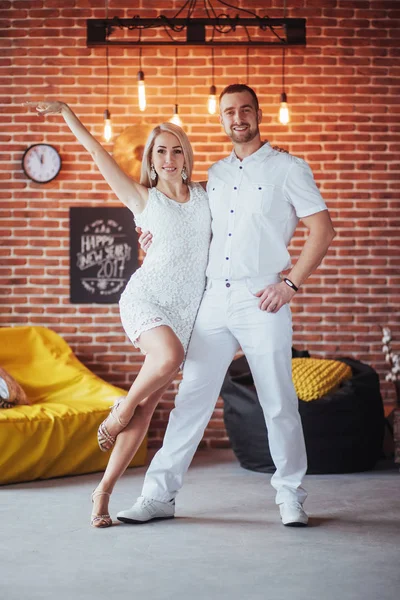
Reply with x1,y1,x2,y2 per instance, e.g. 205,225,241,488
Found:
100,325,184,447
92,379,173,518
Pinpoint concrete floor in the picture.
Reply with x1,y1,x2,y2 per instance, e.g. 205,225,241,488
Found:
1,449,399,600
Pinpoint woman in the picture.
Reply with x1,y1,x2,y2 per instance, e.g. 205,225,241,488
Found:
27,101,211,528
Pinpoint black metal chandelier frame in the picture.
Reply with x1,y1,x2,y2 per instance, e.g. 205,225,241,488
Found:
87,16,306,48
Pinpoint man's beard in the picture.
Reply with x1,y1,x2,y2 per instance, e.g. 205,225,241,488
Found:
228,123,259,143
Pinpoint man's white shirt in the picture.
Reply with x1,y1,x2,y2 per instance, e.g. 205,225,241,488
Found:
206,142,327,280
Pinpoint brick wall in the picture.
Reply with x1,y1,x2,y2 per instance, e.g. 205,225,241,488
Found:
1,0,399,449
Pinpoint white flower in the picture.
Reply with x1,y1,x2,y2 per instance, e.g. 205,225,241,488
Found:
380,326,399,381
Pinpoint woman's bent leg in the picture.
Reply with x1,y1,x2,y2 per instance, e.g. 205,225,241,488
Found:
100,325,184,446
92,380,173,518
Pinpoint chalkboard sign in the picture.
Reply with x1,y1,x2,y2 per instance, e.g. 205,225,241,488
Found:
69,207,139,304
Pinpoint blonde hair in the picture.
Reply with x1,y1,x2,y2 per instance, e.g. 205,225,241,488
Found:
140,122,194,188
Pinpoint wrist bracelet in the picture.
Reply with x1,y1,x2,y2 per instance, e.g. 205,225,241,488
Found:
283,278,298,292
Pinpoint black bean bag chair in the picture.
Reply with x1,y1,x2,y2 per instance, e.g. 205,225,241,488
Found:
221,351,385,474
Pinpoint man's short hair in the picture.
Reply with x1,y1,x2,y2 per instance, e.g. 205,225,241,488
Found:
219,84,259,111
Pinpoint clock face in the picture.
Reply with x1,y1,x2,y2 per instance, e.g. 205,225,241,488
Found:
22,144,62,183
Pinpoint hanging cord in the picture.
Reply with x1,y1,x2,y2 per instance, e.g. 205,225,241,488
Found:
282,0,287,92
214,0,284,41
106,47,110,109
206,0,236,34
162,0,196,33
161,0,197,37
215,0,260,19
175,48,178,106
173,0,197,19
105,0,110,109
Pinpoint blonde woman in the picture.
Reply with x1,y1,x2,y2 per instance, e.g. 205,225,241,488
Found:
27,101,211,528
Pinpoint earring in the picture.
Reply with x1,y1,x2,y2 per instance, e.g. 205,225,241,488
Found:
181,166,188,181
150,164,157,181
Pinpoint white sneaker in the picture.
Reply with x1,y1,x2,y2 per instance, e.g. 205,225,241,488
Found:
116,496,175,524
279,501,309,527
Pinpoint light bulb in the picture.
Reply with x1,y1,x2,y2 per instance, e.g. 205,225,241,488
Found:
170,104,183,127
279,92,290,125
207,84,217,115
103,109,112,142
137,70,146,112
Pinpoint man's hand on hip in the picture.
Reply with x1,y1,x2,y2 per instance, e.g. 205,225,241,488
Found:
255,281,296,312
136,227,153,253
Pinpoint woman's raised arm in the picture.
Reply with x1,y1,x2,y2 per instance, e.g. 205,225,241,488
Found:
26,101,148,214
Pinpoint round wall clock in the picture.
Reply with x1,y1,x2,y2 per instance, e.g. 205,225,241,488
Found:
22,143,62,183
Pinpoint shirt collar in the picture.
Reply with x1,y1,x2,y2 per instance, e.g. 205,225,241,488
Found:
226,141,274,164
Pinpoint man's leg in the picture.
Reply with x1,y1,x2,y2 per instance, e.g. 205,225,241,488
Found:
229,282,308,521
117,285,239,522
245,345,307,504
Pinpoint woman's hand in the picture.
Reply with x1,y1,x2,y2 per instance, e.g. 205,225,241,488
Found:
25,100,66,115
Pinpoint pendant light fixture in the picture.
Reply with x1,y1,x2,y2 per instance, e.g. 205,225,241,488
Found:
207,48,217,115
278,1,290,125
103,107,112,142
278,47,290,125
103,0,112,142
170,49,183,127
137,47,146,112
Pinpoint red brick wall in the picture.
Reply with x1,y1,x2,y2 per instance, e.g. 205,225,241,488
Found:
1,1,399,449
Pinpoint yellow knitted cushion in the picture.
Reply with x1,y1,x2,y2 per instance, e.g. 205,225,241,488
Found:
292,358,352,401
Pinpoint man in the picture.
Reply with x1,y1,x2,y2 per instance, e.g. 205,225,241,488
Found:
117,84,336,527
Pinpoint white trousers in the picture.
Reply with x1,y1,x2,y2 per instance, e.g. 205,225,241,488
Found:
141,276,308,505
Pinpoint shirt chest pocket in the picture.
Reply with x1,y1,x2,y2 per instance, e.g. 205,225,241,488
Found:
208,180,226,219
244,184,273,215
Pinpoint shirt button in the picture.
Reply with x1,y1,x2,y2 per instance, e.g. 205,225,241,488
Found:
234,187,237,190
228,233,232,236
226,257,229,260
230,210,234,213
239,166,243,169
226,283,231,288
258,187,262,190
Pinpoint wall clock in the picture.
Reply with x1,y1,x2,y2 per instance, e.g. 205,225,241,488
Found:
22,143,62,183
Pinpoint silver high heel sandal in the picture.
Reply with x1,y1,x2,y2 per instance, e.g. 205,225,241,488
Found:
91,490,112,528
97,397,127,452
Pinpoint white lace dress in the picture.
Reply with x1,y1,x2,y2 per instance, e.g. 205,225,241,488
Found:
119,182,211,354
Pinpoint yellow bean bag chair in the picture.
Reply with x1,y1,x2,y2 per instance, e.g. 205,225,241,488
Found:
0,326,147,485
